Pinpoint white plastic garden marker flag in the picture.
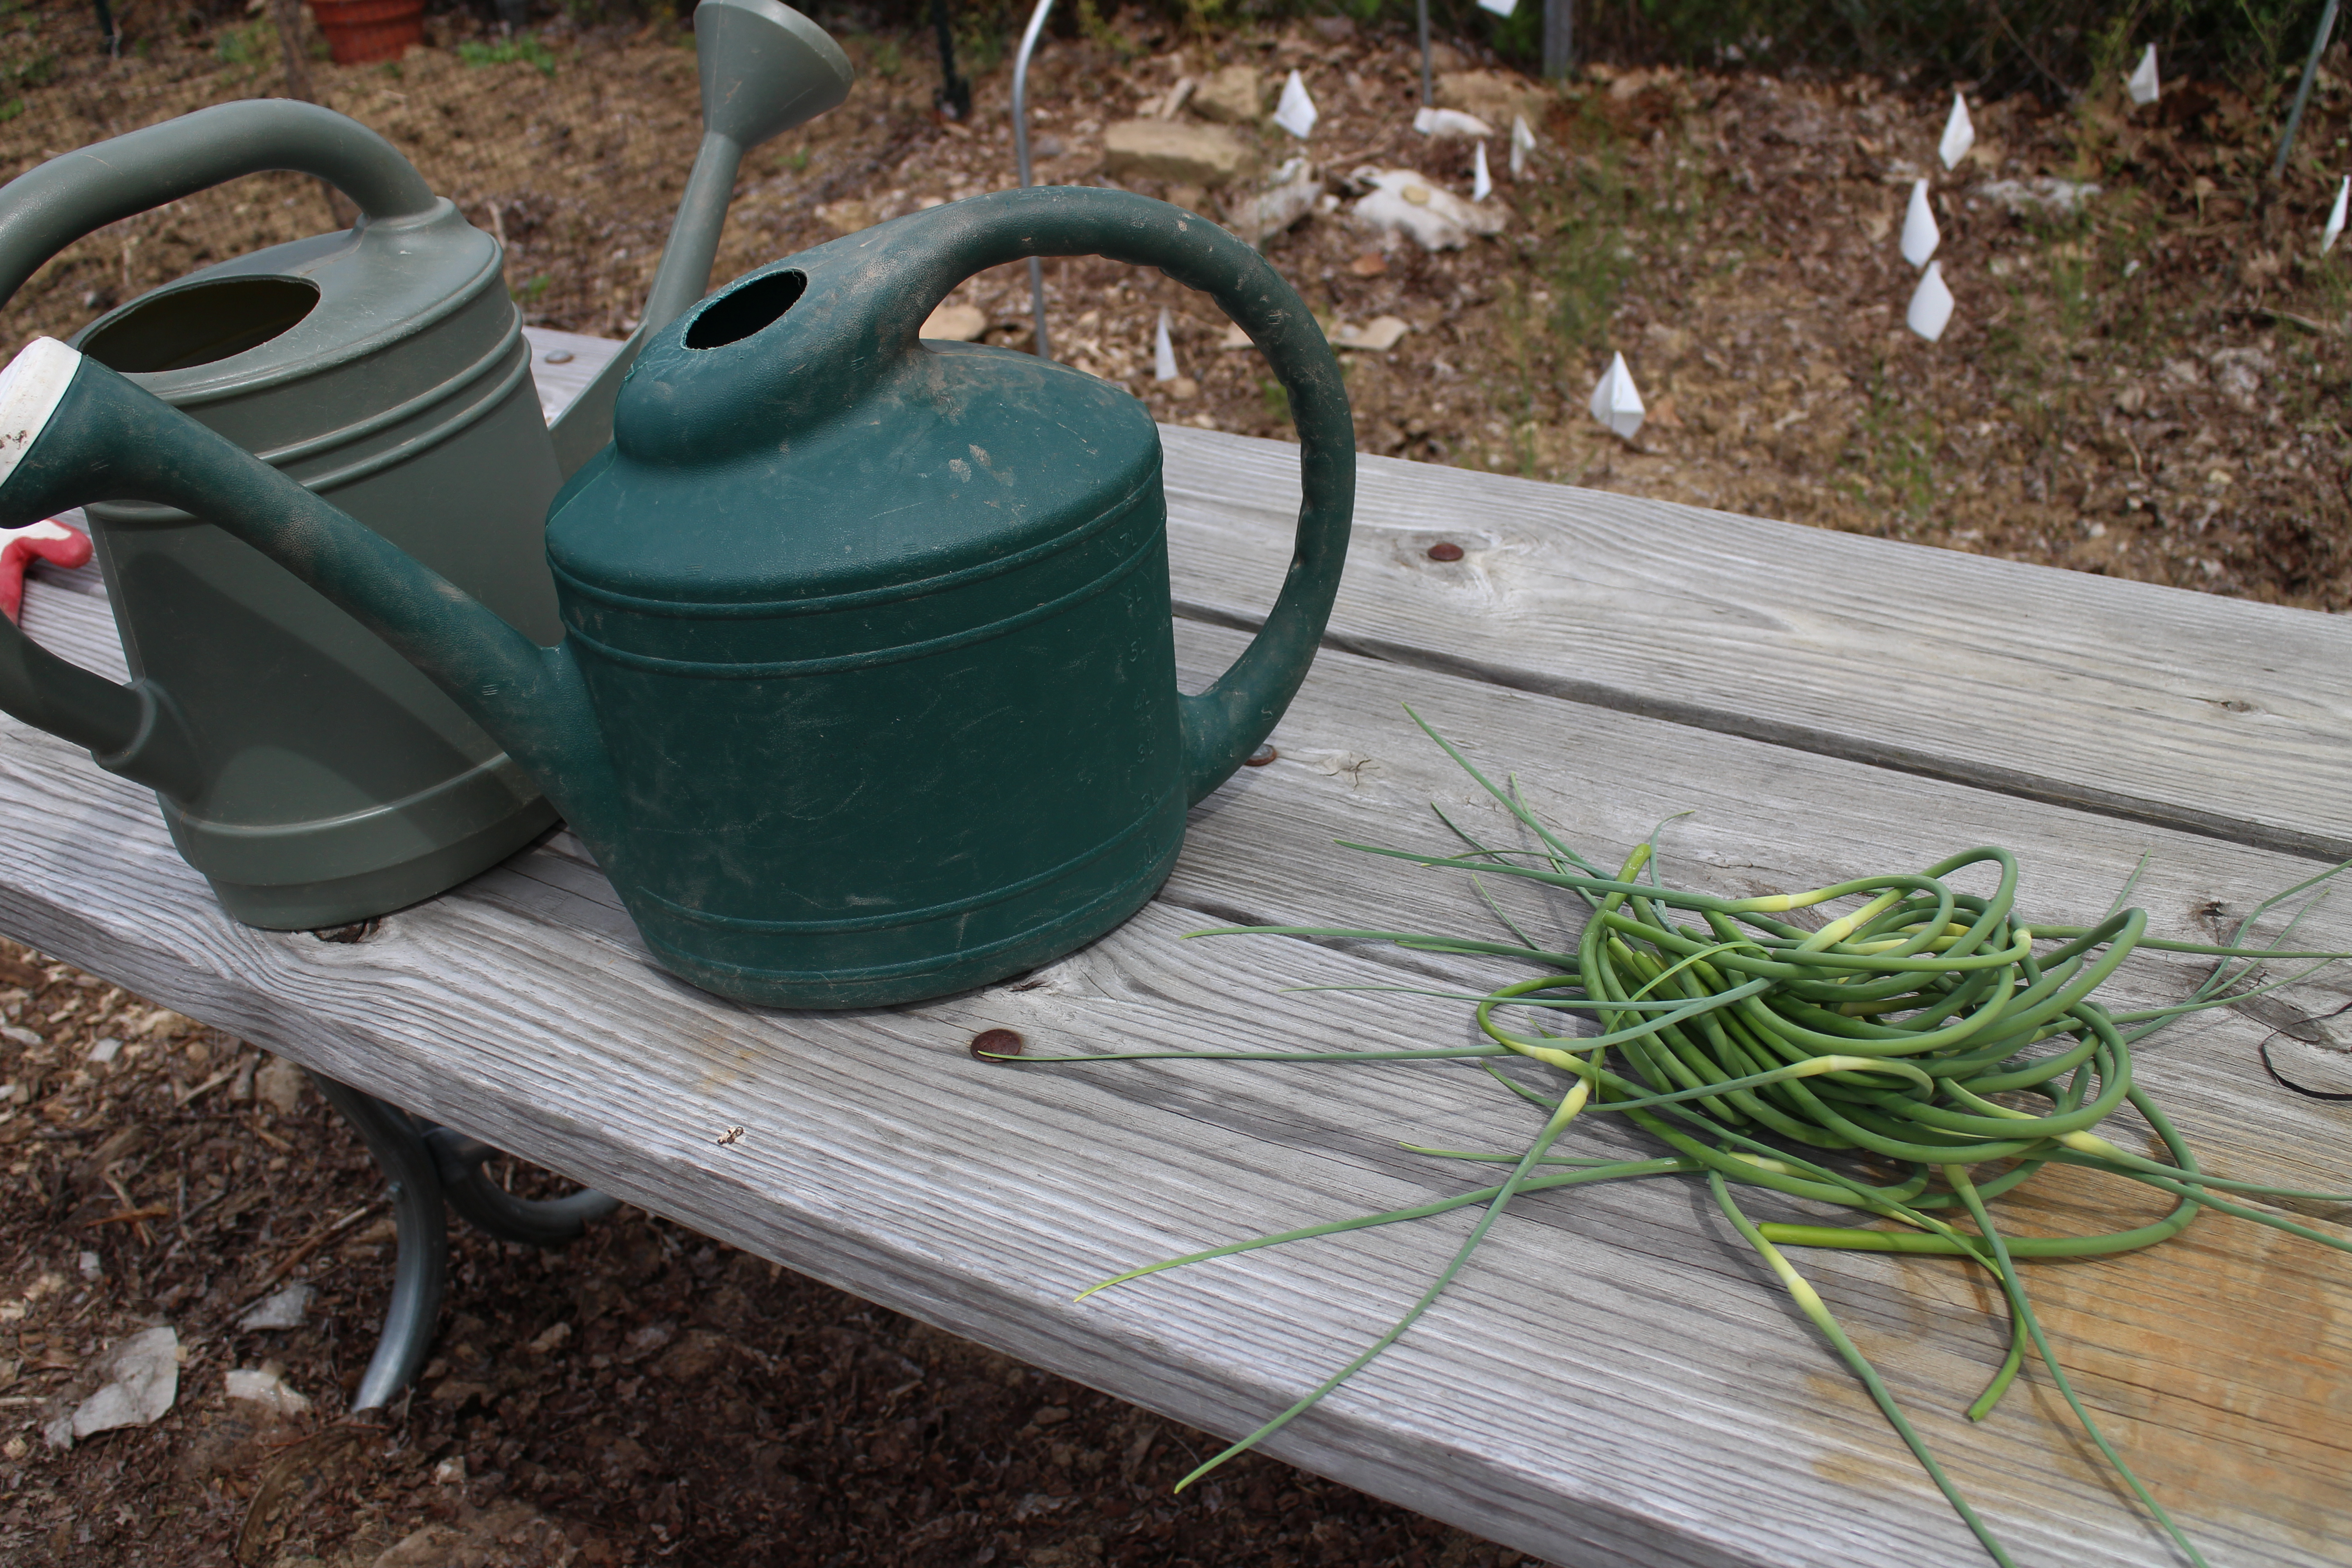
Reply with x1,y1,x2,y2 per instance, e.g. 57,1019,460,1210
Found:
1273,71,1318,140
1153,309,1179,382
1510,113,1535,177
1901,178,1940,268
2327,176,2349,254
1472,141,1492,201
1939,92,1975,169
2126,44,2160,106
1589,352,1645,441
1907,261,1955,342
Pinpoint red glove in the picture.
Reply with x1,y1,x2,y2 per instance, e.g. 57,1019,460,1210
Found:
0,518,93,624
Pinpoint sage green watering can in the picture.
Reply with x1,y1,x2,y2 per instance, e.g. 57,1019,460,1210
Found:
0,0,850,931
0,186,1353,1008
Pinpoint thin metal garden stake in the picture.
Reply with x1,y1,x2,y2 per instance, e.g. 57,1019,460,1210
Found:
266,0,314,103
1418,0,1433,106
1411,0,1430,106
263,0,353,228
1011,0,1055,361
2274,0,2342,181
931,0,972,122
1544,0,1574,79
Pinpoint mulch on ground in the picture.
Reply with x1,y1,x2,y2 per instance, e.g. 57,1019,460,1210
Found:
9,5,2352,606
0,944,1524,1568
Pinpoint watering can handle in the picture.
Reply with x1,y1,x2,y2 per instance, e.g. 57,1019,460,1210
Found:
0,349,203,797
0,99,439,309
0,572,202,801
0,102,436,798
822,188,1356,804
0,451,202,800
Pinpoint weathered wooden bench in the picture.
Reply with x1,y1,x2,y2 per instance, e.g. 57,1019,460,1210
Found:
2,328,2345,1567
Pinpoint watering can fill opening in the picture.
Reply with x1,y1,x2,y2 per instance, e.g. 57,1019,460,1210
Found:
81,276,322,375
684,271,808,350
0,100,570,929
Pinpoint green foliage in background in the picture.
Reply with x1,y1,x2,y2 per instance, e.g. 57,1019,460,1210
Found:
459,33,560,75
0,6,54,95
1513,91,1702,354
1076,0,1142,59
1551,0,2334,100
212,18,271,68
28,0,2328,106
895,0,2338,102
1260,374,1290,425
956,13,1006,72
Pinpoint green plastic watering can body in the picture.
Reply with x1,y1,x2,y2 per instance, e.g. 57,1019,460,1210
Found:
552,336,1187,1003
0,99,562,930
77,209,568,929
0,0,851,932
0,186,1354,1010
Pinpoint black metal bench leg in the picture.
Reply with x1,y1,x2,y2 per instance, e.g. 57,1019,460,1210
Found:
424,1127,620,1247
306,1073,448,1414
306,1071,619,1413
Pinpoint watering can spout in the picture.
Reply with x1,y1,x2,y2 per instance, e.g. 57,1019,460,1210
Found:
547,0,854,474
0,339,627,860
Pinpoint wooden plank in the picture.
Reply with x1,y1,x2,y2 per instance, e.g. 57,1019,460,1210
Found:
502,328,2352,863
520,327,626,425
2,574,2344,1568
517,328,2352,865
1156,425,2352,865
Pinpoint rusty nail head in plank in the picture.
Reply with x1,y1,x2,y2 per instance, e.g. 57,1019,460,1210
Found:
969,1029,1024,1060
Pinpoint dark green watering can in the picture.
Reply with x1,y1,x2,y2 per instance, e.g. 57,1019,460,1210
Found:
0,0,850,931
0,187,1352,1008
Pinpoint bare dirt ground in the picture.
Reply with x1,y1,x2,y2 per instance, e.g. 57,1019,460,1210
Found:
5,2,2352,1565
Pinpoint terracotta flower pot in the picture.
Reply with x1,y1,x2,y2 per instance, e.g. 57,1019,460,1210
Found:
306,0,425,65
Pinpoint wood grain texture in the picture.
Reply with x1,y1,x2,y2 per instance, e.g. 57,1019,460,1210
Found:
1157,424,2352,864
2,574,2345,1568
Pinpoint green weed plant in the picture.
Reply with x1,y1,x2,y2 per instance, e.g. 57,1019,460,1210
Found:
458,34,559,76
1846,363,1940,524
213,20,271,69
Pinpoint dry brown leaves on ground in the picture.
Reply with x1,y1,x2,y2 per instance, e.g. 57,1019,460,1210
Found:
11,10,2352,605
10,8,2352,611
